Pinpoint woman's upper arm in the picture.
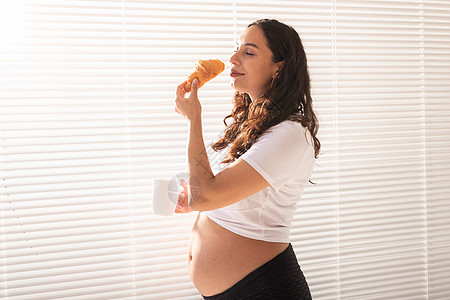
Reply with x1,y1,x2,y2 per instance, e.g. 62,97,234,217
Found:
190,158,269,211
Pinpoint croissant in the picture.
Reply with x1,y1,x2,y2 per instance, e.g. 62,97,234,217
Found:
184,59,225,92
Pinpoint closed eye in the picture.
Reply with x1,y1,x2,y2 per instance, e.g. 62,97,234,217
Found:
233,46,255,56
233,41,256,56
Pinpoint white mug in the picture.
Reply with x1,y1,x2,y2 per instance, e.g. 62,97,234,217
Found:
152,178,180,216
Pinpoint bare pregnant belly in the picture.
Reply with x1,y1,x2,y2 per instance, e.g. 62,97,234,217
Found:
188,212,288,297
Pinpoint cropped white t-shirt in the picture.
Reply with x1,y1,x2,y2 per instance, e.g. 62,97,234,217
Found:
204,120,315,243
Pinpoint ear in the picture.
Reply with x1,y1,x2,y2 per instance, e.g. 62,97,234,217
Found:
273,60,284,78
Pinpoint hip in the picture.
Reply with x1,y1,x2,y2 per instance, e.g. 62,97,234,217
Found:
203,244,312,300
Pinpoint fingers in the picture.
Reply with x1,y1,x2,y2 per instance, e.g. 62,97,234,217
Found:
175,193,183,213
180,179,187,194
178,180,188,205
174,79,201,122
175,82,187,117
175,194,190,213
175,179,190,214
189,78,199,100
174,205,183,214
176,81,188,99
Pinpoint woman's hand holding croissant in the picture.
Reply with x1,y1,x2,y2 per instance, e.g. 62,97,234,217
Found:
175,78,202,122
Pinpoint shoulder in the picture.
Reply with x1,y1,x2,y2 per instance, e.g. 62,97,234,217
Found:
268,120,305,133
240,119,314,192
259,120,311,146
244,119,313,161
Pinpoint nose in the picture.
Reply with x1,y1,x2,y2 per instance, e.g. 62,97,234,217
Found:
230,51,240,66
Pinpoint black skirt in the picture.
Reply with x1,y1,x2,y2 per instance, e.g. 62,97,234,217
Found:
202,244,312,300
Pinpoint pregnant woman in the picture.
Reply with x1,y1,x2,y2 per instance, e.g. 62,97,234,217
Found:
174,19,320,300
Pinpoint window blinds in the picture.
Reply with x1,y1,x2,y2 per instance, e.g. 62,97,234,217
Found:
1,1,449,300
424,1,450,299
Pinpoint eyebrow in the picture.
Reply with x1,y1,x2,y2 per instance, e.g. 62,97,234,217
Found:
244,42,259,49
235,41,260,49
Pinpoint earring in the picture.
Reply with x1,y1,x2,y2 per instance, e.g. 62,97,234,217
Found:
299,102,305,115
270,77,275,88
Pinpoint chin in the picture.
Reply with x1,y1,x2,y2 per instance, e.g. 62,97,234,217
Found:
230,80,245,94
230,80,239,91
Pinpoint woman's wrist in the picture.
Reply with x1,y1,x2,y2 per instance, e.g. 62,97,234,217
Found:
188,114,202,129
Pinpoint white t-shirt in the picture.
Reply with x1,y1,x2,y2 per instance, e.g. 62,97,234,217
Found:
204,120,315,243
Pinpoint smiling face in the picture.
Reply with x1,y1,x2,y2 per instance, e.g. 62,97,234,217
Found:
229,25,283,100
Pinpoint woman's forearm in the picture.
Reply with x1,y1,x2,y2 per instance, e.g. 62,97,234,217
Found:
186,117,214,210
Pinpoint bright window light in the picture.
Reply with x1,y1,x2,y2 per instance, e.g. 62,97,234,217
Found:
0,1,26,45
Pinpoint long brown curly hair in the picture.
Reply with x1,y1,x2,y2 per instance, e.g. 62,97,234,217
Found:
211,19,320,163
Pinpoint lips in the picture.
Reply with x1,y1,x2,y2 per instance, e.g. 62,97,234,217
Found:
230,70,244,77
